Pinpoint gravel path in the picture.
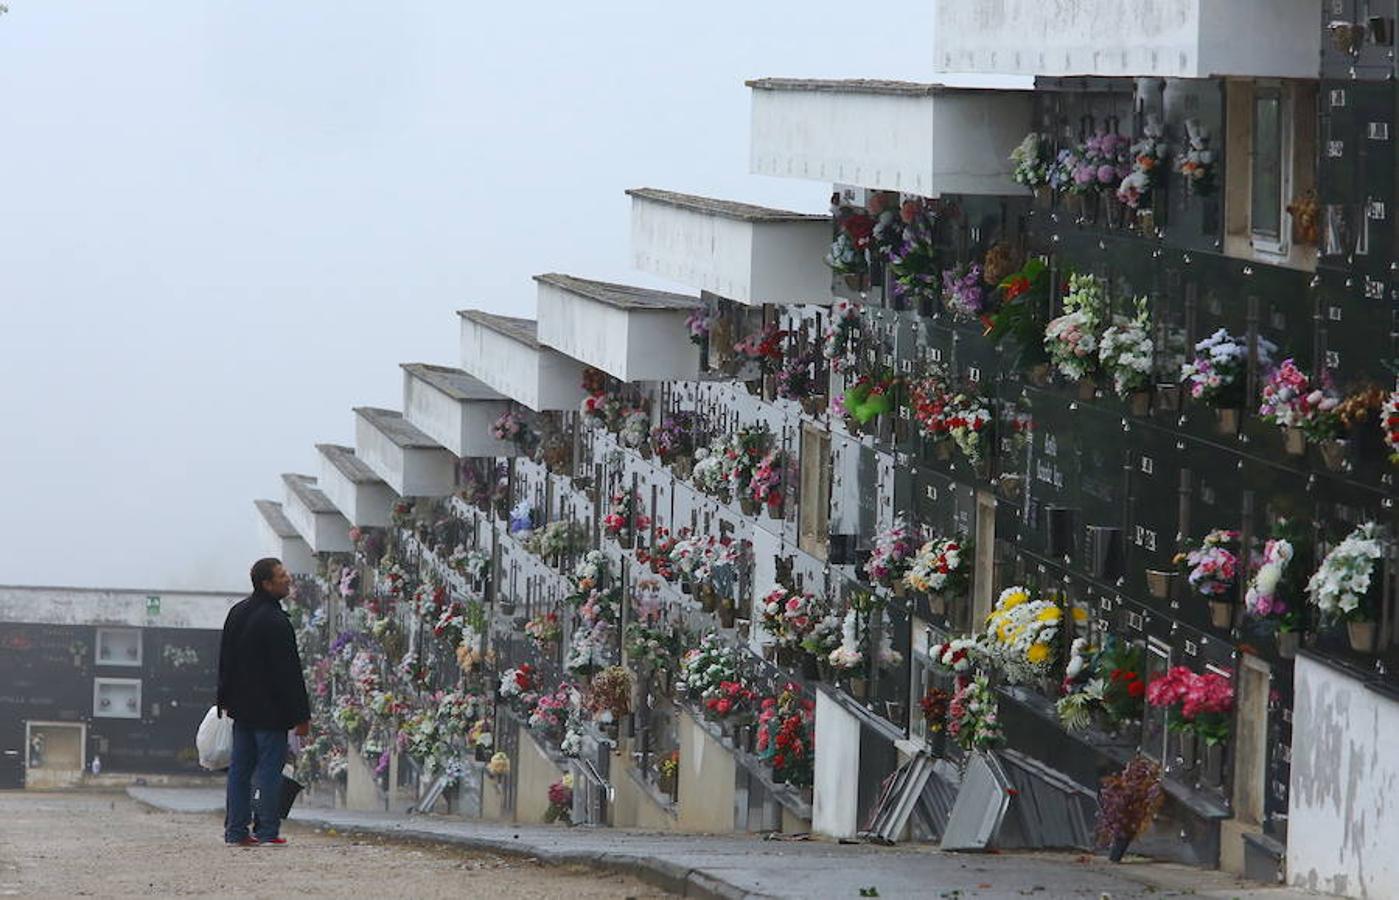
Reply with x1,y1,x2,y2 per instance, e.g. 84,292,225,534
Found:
0,791,670,898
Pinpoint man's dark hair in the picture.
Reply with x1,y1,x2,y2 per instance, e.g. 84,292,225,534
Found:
250,557,283,590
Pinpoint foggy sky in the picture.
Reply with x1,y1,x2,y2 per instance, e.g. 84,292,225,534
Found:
0,2,934,591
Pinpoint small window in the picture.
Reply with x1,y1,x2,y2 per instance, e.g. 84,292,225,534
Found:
95,629,142,667
94,678,142,719
1250,86,1287,252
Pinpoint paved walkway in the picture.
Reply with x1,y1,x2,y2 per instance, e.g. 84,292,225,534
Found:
129,786,1314,899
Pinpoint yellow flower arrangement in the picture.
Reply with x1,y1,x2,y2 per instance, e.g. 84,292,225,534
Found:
984,585,1064,683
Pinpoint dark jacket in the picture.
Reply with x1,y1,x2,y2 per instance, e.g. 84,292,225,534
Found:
216,590,311,731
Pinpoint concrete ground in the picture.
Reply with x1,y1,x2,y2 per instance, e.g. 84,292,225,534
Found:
113,786,1317,899
0,791,668,898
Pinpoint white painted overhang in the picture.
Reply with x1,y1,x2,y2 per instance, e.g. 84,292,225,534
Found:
402,363,519,458
533,272,701,382
747,78,1033,197
457,309,589,411
934,0,1322,80
280,473,353,554
627,188,833,306
315,443,398,529
353,406,457,498
253,499,316,575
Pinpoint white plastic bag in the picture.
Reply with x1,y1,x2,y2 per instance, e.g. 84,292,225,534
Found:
196,705,233,770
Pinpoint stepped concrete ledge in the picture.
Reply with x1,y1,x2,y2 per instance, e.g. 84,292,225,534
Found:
128,786,1306,900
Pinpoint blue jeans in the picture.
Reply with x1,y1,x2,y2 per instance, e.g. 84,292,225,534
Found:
224,722,288,842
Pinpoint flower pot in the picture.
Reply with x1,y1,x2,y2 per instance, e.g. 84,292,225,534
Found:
766,501,785,520
739,496,759,516
1283,427,1307,456
927,593,947,617
1145,569,1176,600
1276,630,1300,659
1032,184,1052,209
1348,620,1377,654
843,273,865,292
997,473,1023,499
1208,600,1233,629
499,600,515,616
800,395,826,417
1319,439,1349,472
1177,730,1198,770
776,647,804,670
891,581,907,598
927,730,947,758
1136,208,1155,236
1108,835,1132,863
1045,505,1075,558
744,379,762,396
1202,740,1225,787
1080,193,1099,224
1077,378,1098,401
1155,383,1182,412
639,444,653,460
1129,391,1152,417
1103,196,1124,229
679,579,692,595
802,654,821,681
718,599,737,629
849,677,868,699
1215,407,1241,436
932,440,954,462
617,530,635,550
1087,526,1124,580
475,745,490,762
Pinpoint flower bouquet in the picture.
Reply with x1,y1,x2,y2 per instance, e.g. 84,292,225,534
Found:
843,372,899,428
756,682,816,788
1056,637,1145,733
758,586,817,651
1385,388,1399,464
1180,329,1275,433
1010,131,1050,194
1044,273,1106,386
927,635,983,677
1176,528,1241,628
1307,521,1385,651
544,774,573,824
903,535,969,610
1258,358,1342,452
864,516,921,591
675,634,742,704
1145,666,1233,746
587,665,633,725
1095,756,1164,862
776,347,823,404
524,611,561,650
888,199,940,309
825,208,874,285
490,409,539,455
985,258,1051,372
1244,533,1303,657
983,586,1077,685
1097,298,1154,405
685,307,712,346
1177,118,1216,196
942,263,986,320
949,675,1005,751
650,412,695,468
748,449,788,516
821,299,861,373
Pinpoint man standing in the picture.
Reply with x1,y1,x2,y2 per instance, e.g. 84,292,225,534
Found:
217,558,310,846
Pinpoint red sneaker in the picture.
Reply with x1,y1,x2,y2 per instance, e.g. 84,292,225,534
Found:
260,837,287,846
